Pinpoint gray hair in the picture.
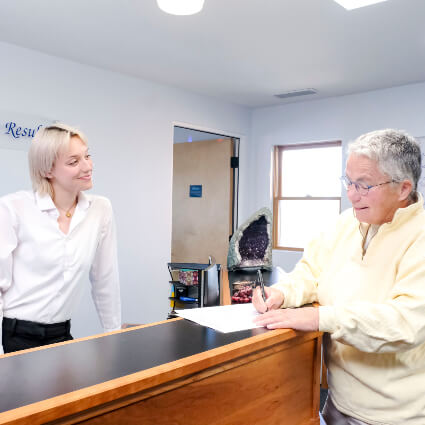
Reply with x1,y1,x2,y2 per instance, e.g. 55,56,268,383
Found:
347,129,421,202
28,123,88,197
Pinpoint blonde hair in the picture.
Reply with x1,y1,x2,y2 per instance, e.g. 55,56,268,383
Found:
28,123,88,197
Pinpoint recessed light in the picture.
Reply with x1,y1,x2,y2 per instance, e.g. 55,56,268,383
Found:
157,0,204,15
333,0,388,10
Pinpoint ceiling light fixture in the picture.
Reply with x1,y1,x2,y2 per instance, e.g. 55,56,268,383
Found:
333,0,388,10
157,0,205,15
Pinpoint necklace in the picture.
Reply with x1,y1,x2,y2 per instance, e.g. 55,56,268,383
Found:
57,199,77,218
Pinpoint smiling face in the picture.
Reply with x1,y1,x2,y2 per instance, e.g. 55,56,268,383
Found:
345,154,412,225
47,136,93,197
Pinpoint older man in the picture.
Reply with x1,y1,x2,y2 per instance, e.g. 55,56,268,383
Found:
253,129,425,425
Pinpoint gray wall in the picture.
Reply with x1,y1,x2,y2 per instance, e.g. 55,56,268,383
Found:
0,42,252,338
250,82,425,271
2,39,425,334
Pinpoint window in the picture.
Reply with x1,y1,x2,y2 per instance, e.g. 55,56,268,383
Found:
273,141,342,251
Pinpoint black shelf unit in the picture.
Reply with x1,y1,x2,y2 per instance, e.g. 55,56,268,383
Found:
168,281,199,304
167,261,221,319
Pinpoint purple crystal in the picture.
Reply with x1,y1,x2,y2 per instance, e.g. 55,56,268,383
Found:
238,216,269,261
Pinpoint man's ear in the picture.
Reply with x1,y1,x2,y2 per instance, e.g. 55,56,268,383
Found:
399,180,413,201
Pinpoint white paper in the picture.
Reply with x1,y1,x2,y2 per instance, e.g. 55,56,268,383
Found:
175,303,263,333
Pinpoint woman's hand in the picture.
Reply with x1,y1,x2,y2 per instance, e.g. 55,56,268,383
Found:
252,286,285,313
253,306,319,332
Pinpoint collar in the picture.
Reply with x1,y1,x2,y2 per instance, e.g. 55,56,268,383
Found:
77,191,91,211
35,191,91,212
35,191,56,212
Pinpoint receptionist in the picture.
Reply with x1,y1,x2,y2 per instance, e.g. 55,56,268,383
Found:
0,123,121,354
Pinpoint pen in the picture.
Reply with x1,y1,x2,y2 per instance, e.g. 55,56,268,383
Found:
257,270,267,310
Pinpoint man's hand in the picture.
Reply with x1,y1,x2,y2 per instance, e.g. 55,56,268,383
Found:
253,306,319,332
252,286,285,313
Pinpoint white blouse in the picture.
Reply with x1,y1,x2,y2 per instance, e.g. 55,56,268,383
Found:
0,190,121,353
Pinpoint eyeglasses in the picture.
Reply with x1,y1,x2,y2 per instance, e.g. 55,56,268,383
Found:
340,176,397,196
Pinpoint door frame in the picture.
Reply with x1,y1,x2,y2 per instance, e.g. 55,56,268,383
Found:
172,121,244,235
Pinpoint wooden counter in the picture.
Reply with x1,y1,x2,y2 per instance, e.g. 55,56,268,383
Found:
0,318,322,425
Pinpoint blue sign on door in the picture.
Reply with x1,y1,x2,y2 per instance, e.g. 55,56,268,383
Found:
190,185,202,198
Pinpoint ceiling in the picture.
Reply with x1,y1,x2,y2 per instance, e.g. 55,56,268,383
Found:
1,0,424,108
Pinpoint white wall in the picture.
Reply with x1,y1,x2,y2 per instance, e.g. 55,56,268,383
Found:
250,82,425,272
0,42,252,337
4,40,425,335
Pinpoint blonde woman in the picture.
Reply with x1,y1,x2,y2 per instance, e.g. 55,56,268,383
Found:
0,123,121,354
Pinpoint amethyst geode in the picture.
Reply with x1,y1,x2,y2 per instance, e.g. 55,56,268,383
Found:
227,207,273,270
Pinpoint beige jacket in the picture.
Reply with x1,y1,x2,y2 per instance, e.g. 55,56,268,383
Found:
274,196,425,425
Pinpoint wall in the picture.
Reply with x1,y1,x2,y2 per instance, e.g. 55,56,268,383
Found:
250,82,425,272
0,42,251,337
3,40,425,335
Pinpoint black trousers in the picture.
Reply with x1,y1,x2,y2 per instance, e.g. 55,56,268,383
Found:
2,317,73,354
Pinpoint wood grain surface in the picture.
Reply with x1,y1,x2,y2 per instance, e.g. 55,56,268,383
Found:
0,324,321,425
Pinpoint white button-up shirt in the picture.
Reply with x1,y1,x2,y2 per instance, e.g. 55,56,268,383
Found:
0,190,121,354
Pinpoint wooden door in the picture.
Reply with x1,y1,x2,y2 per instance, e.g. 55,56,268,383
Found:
171,138,233,268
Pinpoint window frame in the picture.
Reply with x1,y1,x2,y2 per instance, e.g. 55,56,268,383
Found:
272,140,342,251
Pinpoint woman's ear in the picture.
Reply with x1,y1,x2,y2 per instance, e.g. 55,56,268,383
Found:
44,170,53,179
399,180,413,201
